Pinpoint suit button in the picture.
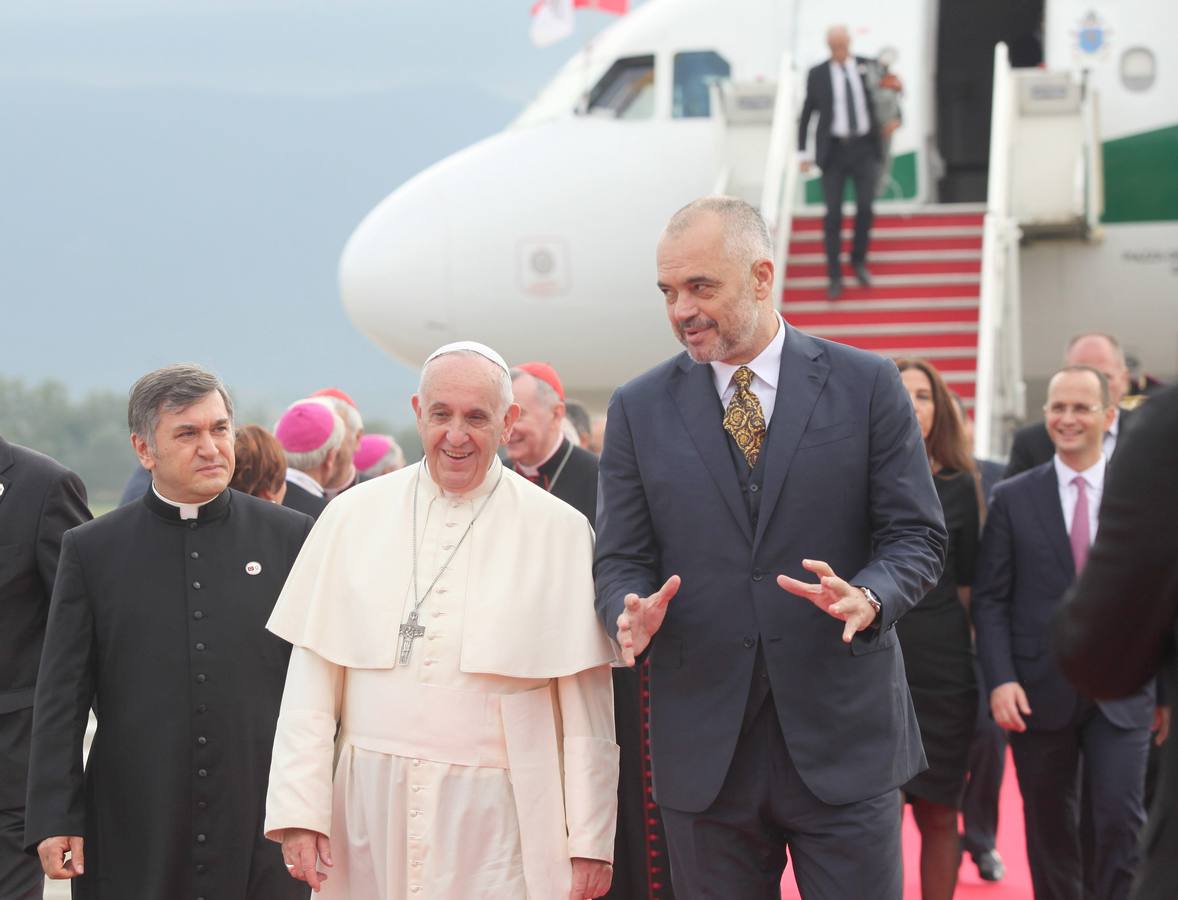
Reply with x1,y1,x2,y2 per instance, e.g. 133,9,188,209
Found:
749,483,760,493
193,610,204,620
196,833,206,844
197,736,207,746
195,674,206,684
752,570,763,582
198,768,208,778
197,800,208,810
195,642,206,651
191,551,200,559
196,704,207,714
743,637,756,649
189,522,198,530
192,581,201,590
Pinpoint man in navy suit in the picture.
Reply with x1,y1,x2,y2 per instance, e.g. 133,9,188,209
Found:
973,366,1156,900
798,25,884,299
594,197,947,899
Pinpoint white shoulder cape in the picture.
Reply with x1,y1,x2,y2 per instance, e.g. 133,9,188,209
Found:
267,460,617,678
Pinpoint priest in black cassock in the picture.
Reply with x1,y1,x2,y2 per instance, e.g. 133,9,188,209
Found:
507,361,675,900
24,364,313,900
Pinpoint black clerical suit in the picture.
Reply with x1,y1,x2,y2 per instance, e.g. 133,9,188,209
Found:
1052,384,1178,900
798,56,882,283
24,488,313,900
0,437,90,900
515,436,675,900
281,479,328,520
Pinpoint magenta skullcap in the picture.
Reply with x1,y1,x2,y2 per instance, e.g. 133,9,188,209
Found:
275,401,337,453
354,433,393,472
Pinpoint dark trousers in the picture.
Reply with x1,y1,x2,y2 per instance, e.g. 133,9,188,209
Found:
1010,706,1149,900
659,692,902,900
0,807,42,900
821,135,879,280
962,659,1007,858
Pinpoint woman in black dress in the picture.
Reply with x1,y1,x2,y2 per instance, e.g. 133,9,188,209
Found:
895,358,981,900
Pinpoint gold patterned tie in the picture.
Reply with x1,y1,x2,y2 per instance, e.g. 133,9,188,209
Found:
723,366,767,468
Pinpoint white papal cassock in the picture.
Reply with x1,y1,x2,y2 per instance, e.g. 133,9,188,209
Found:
264,456,619,900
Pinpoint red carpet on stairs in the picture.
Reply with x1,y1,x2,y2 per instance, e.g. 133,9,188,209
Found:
779,749,1033,898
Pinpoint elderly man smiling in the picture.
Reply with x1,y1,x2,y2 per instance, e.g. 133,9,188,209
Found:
264,341,619,900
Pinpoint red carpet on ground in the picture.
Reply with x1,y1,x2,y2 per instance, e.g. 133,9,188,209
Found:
781,749,1034,898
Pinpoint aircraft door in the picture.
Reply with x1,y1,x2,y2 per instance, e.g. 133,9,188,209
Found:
934,0,1043,201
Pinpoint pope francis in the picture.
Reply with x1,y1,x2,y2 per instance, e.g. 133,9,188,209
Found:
264,342,619,900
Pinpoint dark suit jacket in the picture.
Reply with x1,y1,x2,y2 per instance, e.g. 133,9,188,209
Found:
973,462,1154,732
0,437,91,809
1004,408,1136,479
594,325,946,812
282,479,328,520
1050,385,1178,900
797,56,882,169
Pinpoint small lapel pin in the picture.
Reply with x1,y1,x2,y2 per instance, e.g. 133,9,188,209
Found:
245,561,262,575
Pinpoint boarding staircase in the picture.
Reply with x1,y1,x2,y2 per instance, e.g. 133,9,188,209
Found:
780,208,985,409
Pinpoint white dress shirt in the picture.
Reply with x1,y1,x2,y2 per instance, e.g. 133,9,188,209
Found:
1053,454,1105,540
710,317,785,426
285,466,325,497
829,58,871,138
1104,408,1121,459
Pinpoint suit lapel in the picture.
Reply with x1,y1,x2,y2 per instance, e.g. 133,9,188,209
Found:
668,357,753,544
1029,463,1075,575
753,326,830,551
0,437,13,511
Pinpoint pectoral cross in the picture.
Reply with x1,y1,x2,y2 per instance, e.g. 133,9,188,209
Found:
397,610,426,665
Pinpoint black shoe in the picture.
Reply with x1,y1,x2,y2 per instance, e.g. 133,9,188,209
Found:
852,262,872,287
973,850,1005,882
827,279,843,300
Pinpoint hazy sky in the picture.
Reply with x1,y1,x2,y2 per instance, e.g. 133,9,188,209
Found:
1,0,634,426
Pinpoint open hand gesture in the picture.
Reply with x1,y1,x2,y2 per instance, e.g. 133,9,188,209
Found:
616,575,681,666
776,559,878,643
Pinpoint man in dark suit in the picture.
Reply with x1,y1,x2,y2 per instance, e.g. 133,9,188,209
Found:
1052,382,1178,900
973,365,1155,900
1005,332,1135,478
798,24,883,299
0,437,90,899
595,197,947,899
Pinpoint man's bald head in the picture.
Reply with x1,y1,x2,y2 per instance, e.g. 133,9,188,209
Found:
827,25,851,62
1064,332,1129,407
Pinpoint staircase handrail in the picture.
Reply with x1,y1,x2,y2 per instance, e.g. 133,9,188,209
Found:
976,41,1024,459
1082,74,1105,235
759,51,798,301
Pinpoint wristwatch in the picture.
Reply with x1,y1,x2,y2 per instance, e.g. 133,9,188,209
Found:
856,586,882,625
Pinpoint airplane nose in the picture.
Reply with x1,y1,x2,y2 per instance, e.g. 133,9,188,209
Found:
340,166,454,360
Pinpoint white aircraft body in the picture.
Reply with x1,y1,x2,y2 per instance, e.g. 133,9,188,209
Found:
339,0,1178,417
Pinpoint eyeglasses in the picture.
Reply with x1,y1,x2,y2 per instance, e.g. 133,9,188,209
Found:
1043,402,1106,417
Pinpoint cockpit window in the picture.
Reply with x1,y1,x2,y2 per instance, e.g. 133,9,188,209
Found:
673,51,732,118
586,55,656,120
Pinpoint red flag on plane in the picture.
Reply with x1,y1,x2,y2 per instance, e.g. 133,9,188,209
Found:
530,0,628,48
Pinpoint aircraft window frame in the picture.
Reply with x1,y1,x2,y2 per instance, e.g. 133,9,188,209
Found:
672,50,732,119
585,55,656,120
